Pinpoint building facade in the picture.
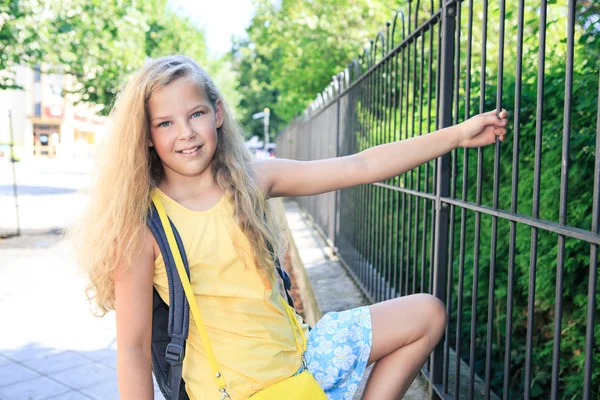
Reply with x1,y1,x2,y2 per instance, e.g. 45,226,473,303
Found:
0,64,108,161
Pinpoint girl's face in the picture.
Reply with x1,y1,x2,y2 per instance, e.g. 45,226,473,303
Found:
148,77,223,181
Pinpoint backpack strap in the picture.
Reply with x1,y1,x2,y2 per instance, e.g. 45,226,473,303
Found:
262,215,294,309
266,240,293,308
264,219,310,329
147,202,190,400
275,263,294,308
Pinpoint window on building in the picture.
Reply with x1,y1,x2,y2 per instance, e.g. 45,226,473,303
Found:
34,103,41,117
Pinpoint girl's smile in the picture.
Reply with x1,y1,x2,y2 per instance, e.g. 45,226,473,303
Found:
177,144,203,156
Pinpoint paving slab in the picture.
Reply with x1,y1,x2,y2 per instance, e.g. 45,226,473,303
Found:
0,375,71,400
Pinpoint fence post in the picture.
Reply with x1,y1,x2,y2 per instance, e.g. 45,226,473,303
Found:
333,75,342,250
431,1,456,396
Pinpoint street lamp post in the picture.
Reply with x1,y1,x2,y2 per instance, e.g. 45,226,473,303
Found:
263,108,269,149
8,110,21,237
251,107,270,150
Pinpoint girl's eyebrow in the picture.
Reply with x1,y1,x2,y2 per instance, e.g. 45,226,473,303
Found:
151,103,209,121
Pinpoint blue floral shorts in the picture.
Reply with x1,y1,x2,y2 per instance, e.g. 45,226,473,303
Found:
297,306,373,400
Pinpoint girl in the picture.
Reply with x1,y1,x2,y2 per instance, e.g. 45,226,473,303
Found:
73,55,508,400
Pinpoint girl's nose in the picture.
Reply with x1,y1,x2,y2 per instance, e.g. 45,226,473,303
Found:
178,121,196,140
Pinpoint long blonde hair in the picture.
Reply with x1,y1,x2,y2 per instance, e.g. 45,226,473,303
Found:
71,55,286,316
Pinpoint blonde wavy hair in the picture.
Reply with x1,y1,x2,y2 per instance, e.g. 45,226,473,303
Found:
71,55,287,316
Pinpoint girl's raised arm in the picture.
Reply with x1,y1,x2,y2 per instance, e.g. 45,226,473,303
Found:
114,228,156,400
254,110,507,198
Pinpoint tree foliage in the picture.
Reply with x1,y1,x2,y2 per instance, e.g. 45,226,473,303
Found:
0,0,212,114
233,0,397,140
0,0,42,90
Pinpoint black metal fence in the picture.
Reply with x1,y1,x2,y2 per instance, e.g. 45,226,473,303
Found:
276,1,599,399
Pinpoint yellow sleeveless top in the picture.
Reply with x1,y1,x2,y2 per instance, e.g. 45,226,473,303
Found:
152,188,308,400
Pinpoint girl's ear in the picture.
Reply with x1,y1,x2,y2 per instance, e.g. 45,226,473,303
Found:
148,138,154,147
215,99,224,129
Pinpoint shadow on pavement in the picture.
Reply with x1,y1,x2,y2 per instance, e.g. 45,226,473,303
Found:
0,186,78,196
0,229,65,248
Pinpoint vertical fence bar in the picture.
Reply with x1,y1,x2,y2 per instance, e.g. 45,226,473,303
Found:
368,51,377,297
444,0,460,392
378,41,387,303
454,0,473,391
384,41,391,302
583,69,600,400
398,33,407,298
421,22,430,299
484,0,505,398
338,81,345,262
416,28,424,295
431,0,455,391
365,56,372,294
391,47,400,300
334,75,342,250
430,1,442,298
404,12,412,296
551,2,575,397
384,22,394,301
379,50,387,302
427,3,436,306
408,2,416,296
371,58,380,301
525,1,547,398
361,56,369,289
349,82,357,266
504,1,524,398
350,82,359,274
358,59,368,287
429,9,439,304
393,31,404,299
373,59,381,301
342,81,349,268
427,14,441,374
411,28,419,297
361,55,371,288
370,56,379,297
469,1,487,398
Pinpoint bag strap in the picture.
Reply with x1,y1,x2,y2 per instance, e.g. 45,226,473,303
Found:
264,216,306,328
151,193,307,399
267,236,295,309
147,203,191,400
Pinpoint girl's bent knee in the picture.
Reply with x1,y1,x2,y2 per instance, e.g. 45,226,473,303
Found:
422,294,447,338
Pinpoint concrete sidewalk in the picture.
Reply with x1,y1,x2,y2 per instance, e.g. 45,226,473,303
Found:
0,159,164,399
0,232,166,399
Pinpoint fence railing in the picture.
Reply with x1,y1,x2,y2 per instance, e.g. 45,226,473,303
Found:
276,1,599,399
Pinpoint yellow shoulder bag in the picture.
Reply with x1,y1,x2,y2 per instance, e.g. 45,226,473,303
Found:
152,195,327,400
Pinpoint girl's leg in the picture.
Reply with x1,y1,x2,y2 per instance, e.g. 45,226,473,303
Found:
362,293,446,400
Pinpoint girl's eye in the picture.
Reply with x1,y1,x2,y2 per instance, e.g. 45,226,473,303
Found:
158,121,171,128
191,111,203,118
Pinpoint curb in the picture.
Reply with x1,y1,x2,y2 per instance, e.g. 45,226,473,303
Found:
277,198,323,327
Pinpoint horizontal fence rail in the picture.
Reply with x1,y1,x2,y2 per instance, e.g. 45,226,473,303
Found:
276,0,599,399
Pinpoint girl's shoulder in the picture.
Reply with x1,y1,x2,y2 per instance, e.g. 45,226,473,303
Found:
114,225,156,282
